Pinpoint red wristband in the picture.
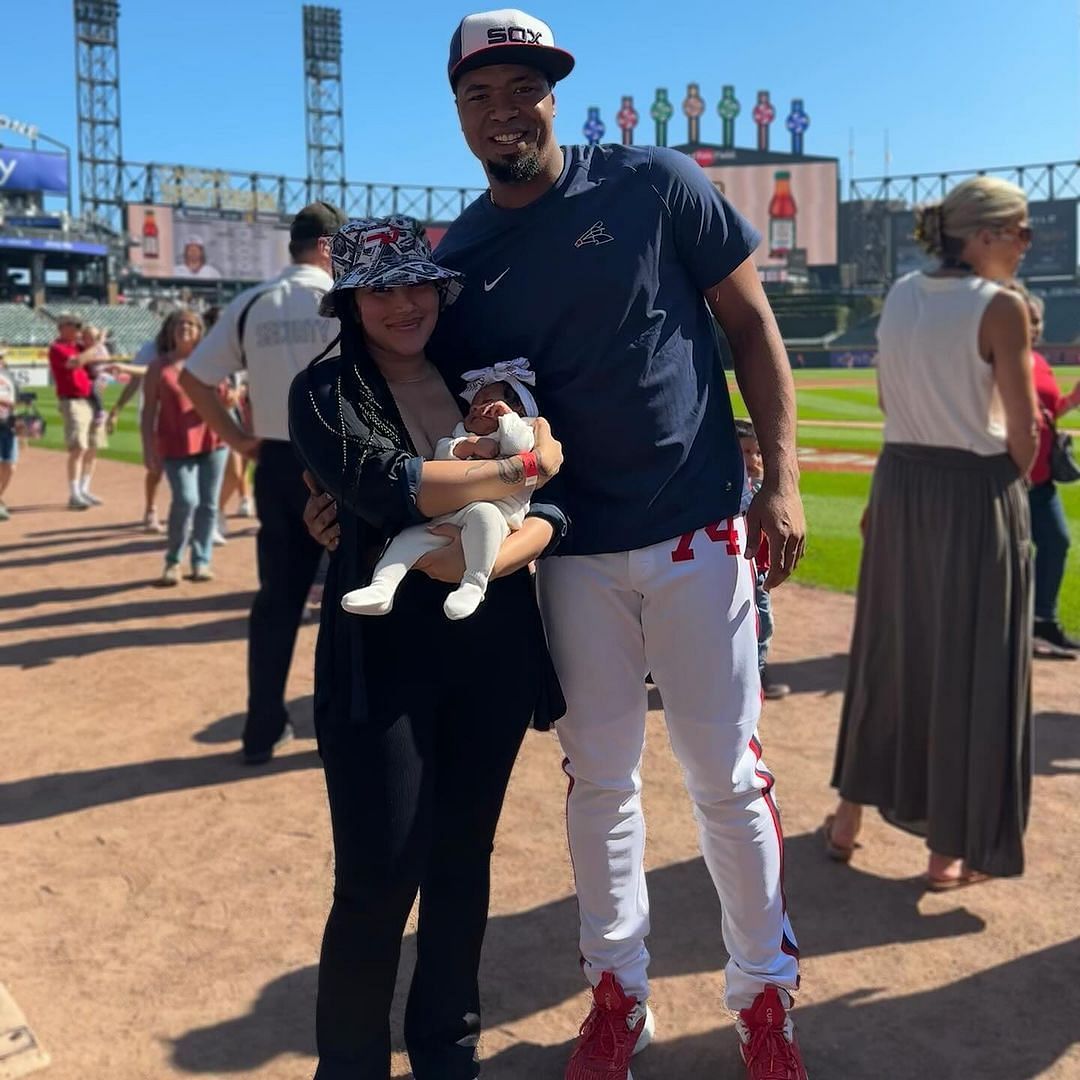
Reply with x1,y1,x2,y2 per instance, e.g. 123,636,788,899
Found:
519,450,539,488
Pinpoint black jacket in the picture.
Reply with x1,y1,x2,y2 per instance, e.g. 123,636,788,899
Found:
288,347,566,733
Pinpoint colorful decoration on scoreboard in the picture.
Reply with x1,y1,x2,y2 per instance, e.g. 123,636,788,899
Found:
650,88,673,147
616,96,639,146
717,85,740,149
786,99,810,156
752,91,776,152
583,106,606,146
683,83,705,145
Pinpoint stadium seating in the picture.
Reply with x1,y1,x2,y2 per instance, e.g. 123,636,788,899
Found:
1041,295,1080,345
39,303,163,357
0,303,54,347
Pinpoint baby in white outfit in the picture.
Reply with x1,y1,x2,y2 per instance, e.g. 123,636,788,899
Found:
341,360,538,621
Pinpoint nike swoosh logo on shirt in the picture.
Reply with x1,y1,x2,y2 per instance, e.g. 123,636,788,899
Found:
484,268,510,291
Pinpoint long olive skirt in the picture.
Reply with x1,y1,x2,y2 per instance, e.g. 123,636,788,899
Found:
831,443,1033,877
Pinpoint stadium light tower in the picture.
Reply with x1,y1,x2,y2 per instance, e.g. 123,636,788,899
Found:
74,0,123,235
303,5,346,207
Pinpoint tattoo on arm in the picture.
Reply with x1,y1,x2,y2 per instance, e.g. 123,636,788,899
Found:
497,456,525,485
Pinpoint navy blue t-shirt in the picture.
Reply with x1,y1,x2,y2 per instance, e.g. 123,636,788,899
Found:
430,143,759,556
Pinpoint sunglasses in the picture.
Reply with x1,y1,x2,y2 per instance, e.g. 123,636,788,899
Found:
995,224,1033,244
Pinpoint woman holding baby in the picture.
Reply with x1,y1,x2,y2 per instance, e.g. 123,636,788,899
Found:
288,216,565,1080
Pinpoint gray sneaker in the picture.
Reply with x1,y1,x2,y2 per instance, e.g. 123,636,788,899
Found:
68,493,90,511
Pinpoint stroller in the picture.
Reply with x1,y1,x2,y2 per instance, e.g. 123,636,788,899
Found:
13,390,46,440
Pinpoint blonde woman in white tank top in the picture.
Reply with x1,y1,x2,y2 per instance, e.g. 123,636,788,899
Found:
825,177,1040,887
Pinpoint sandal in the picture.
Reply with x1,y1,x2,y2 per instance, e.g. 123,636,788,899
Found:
821,814,858,863
925,870,991,893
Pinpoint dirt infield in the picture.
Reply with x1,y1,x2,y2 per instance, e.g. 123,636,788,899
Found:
2,447,1078,1080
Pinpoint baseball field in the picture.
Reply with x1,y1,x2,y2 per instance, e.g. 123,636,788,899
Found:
1,444,1077,1080
23,367,1080,631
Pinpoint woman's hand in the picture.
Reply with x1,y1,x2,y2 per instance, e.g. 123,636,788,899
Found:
415,524,464,582
453,436,500,460
531,417,562,487
303,471,341,552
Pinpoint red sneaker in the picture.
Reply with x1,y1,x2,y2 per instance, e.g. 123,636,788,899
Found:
736,986,808,1080
565,971,655,1080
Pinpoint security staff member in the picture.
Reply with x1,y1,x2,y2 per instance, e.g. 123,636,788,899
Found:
181,201,348,764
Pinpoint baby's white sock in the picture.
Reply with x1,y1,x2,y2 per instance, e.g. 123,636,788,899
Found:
444,582,486,621
341,581,395,616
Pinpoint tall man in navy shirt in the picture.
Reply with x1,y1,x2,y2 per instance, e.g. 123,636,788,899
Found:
307,10,808,1079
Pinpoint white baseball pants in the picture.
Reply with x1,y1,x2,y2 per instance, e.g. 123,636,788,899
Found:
536,516,800,1011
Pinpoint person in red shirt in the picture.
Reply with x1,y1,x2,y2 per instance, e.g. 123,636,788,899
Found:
48,313,109,510
140,310,227,586
1023,292,1080,654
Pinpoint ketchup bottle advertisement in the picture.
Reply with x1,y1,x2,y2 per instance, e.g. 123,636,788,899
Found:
768,171,797,258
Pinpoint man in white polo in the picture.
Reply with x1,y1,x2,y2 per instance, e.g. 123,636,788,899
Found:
181,201,347,764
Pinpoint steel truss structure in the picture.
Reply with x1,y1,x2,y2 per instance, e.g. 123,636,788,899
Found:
303,5,346,205
850,161,1080,203
74,0,123,234
115,160,484,222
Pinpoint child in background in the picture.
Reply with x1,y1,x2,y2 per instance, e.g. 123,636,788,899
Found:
736,419,791,701
79,324,111,429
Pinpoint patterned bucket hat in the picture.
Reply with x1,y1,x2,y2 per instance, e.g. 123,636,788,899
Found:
319,215,461,317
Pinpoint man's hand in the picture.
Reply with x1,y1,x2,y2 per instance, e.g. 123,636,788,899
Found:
303,470,341,552
415,524,464,582
745,481,806,590
531,417,562,486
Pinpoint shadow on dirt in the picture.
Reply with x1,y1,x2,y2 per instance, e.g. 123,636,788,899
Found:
0,748,319,826
0,614,250,668
1,590,253,634
169,838,994,1076
0,581,146,612
766,652,848,696
1,536,169,571
1033,711,1080,777
194,695,315,745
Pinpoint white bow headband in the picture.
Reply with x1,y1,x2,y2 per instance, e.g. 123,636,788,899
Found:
460,358,538,418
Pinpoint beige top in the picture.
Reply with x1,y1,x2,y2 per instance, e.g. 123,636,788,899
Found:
877,272,1007,456
386,363,463,459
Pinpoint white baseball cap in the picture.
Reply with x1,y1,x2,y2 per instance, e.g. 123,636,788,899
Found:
448,8,575,89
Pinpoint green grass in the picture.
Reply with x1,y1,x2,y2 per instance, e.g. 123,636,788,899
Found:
23,369,1080,630
26,384,144,465
800,471,1080,634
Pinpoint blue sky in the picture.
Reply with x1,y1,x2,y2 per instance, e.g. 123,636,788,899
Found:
4,0,1078,200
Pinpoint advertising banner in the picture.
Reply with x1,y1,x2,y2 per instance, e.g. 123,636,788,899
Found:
696,158,838,267
127,204,291,282
890,199,1078,281
7,364,51,388
0,148,68,193
0,236,106,255
1025,200,1077,279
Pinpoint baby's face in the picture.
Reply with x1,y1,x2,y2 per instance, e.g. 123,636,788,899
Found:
465,382,521,435
740,436,763,480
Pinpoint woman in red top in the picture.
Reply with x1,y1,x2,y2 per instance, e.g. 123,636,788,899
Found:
1024,292,1080,653
141,310,227,586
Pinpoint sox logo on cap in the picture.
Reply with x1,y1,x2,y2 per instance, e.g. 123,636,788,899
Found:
448,8,575,88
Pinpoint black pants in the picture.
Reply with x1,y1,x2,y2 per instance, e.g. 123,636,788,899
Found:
243,439,324,755
314,575,536,1080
